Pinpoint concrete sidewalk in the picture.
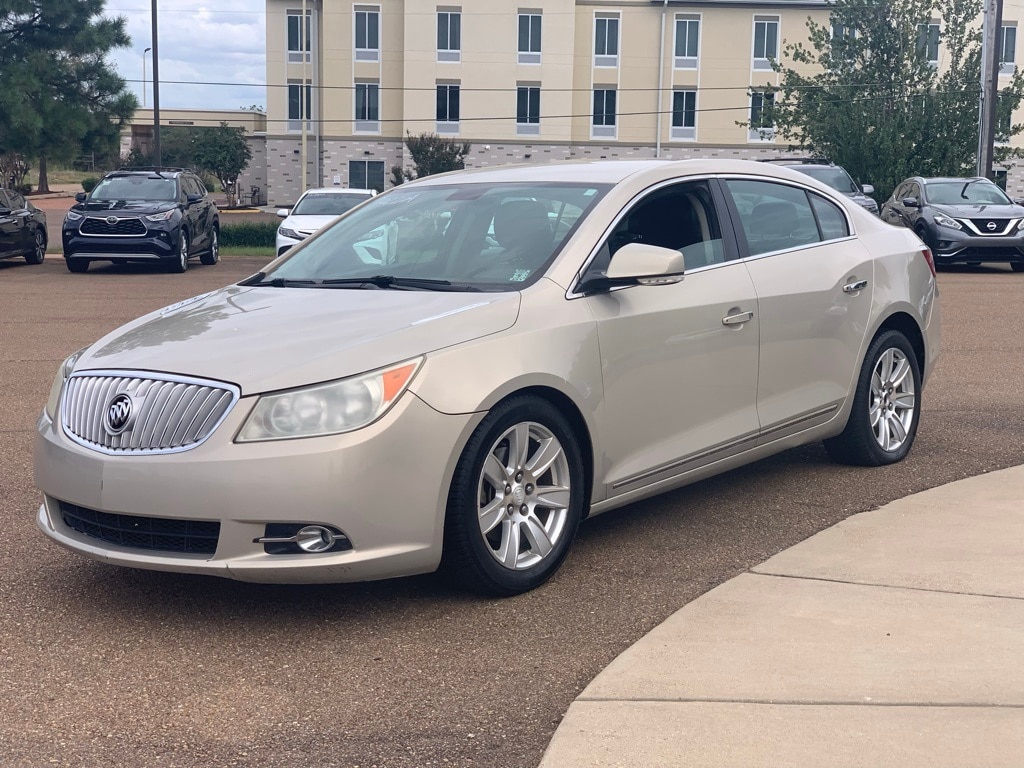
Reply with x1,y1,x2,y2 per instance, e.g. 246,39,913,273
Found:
540,466,1024,767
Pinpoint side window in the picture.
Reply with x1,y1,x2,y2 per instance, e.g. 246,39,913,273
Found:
0,191,10,209
809,193,849,241
189,176,205,198
8,191,25,209
590,181,727,275
725,179,820,256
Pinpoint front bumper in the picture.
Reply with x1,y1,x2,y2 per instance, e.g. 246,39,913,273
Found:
275,234,303,258
930,227,1024,263
34,391,478,583
63,228,179,262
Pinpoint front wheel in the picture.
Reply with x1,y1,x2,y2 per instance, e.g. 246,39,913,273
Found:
24,229,45,264
825,329,922,466
442,397,585,596
66,258,89,273
200,228,219,265
1011,261,1024,273
168,230,189,273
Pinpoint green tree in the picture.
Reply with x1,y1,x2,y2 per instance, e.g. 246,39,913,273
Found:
403,132,471,179
192,122,253,207
761,0,1024,202
0,0,137,193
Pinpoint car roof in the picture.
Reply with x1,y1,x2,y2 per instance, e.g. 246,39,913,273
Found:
918,176,991,184
301,187,375,195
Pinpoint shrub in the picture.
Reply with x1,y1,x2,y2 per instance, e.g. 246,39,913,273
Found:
17,184,32,196
220,221,278,248
82,177,99,193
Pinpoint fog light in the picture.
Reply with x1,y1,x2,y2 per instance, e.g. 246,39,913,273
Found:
255,523,352,555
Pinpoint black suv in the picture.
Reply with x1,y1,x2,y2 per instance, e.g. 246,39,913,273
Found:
62,168,219,273
762,158,879,214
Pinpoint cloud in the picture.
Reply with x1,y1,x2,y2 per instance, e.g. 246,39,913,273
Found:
106,0,267,112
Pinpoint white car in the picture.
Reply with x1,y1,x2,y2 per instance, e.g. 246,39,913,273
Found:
275,188,376,256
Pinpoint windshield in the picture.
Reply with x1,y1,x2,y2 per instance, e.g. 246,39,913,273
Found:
793,166,859,195
925,180,1011,206
261,182,608,291
292,192,372,216
90,176,178,202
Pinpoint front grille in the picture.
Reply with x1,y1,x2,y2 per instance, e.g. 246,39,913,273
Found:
60,502,219,555
959,218,1014,236
61,371,238,455
80,217,147,236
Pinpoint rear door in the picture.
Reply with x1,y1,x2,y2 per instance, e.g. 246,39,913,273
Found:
722,177,873,443
582,178,762,494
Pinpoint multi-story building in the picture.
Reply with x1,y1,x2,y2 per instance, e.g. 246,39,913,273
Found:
262,0,1024,205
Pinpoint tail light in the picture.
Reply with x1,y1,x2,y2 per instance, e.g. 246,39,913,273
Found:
919,245,936,277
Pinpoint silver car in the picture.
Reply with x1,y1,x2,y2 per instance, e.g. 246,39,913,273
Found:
35,160,941,595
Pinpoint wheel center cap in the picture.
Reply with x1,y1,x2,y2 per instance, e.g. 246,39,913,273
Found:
512,486,526,505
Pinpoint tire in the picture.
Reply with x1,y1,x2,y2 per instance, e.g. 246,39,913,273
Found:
441,396,585,596
914,224,935,251
200,227,219,266
825,329,922,467
1011,262,1024,273
66,259,89,273
168,230,189,273
24,228,45,265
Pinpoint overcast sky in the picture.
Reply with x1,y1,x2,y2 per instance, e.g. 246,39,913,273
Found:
106,0,267,114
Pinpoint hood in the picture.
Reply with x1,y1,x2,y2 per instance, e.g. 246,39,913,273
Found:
930,202,1024,218
282,214,340,234
71,200,177,215
76,285,521,395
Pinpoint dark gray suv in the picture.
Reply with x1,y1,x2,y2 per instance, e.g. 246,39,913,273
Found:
62,168,219,274
881,176,1024,271
763,159,879,214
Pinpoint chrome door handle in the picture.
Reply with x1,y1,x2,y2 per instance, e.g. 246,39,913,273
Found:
722,311,754,326
843,280,868,294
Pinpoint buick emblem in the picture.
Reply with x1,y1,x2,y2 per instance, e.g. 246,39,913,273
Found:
104,393,134,435
106,216,118,225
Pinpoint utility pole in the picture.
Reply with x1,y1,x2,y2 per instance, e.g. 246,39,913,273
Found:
151,0,161,170
978,0,1004,178
300,0,308,194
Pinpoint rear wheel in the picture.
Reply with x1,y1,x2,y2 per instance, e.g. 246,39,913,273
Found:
24,229,45,265
66,259,89,273
200,227,219,266
825,330,922,466
168,230,189,273
442,396,585,596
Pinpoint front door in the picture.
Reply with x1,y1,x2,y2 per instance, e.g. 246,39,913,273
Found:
583,179,761,494
0,191,21,257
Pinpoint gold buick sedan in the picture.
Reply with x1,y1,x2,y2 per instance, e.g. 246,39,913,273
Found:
35,160,940,595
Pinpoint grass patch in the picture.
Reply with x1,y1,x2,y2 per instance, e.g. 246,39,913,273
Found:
47,167,94,185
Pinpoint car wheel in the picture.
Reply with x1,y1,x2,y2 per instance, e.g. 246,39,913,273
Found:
1011,262,1024,273
200,227,219,266
913,223,934,250
66,259,89,273
442,396,585,596
24,229,46,265
168,230,189,273
825,329,922,467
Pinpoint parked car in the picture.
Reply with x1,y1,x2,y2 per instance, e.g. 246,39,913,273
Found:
276,187,376,257
0,188,47,265
62,167,219,273
880,176,1024,271
35,160,940,596
763,158,878,214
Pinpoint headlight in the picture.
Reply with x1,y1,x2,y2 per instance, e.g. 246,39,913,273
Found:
144,210,176,222
933,214,962,230
44,348,87,420
65,211,83,222
1017,219,1024,231
278,226,302,240
236,357,423,442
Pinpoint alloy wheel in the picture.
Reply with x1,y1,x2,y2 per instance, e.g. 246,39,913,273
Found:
869,347,916,452
476,421,571,570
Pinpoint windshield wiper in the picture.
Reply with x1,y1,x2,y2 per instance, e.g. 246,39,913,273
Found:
321,275,479,291
249,277,319,288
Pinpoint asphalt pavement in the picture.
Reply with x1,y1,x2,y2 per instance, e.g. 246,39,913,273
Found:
1,257,1022,767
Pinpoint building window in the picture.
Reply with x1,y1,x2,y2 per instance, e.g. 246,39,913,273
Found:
287,10,311,63
287,81,312,132
438,9,461,62
355,7,380,62
355,82,379,133
753,16,779,70
436,82,460,133
516,85,540,135
594,15,619,67
674,15,699,69
349,160,386,193
518,13,542,64
748,91,775,142
1001,24,1017,74
592,87,616,138
671,90,696,140
917,23,940,65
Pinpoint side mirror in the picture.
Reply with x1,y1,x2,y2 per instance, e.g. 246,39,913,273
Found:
580,243,686,293
901,197,920,208
862,184,875,196
75,192,87,202
276,208,290,218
